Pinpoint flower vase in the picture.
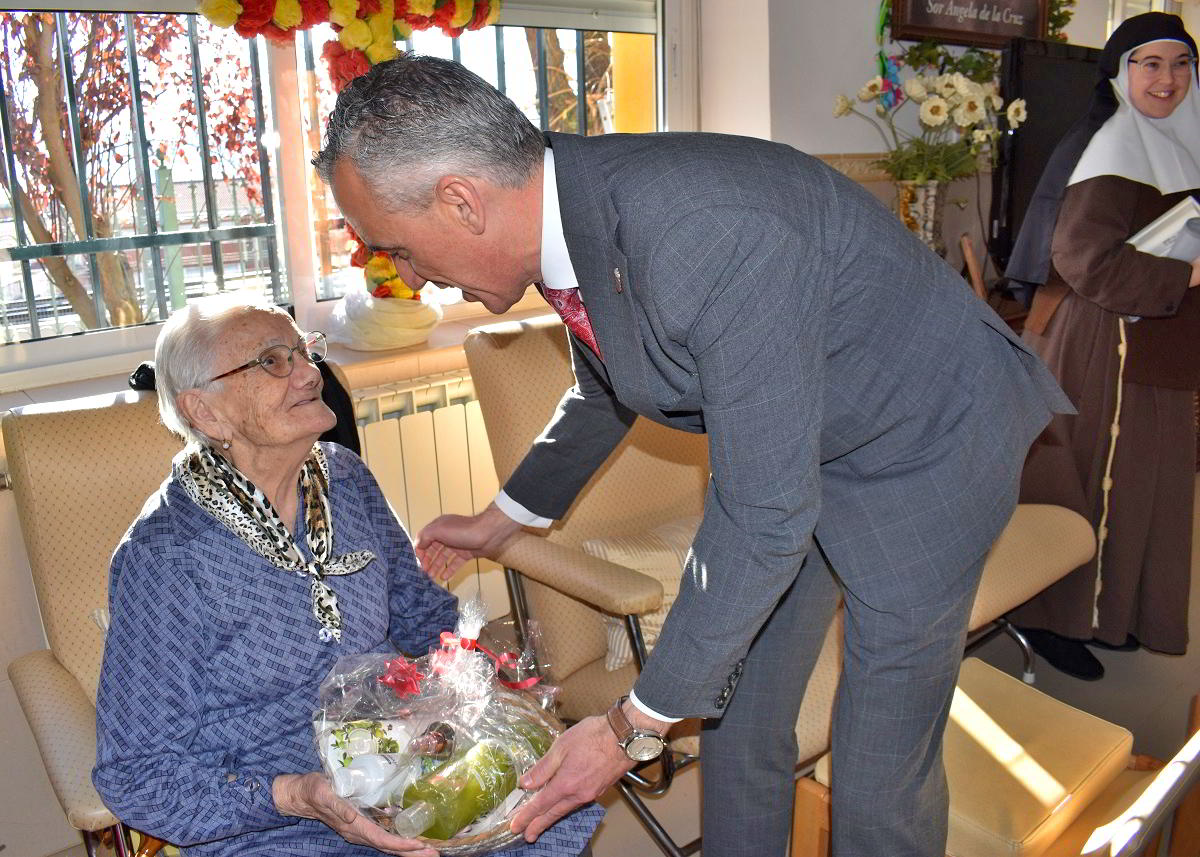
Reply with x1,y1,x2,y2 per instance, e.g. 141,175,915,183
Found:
894,180,947,257
328,290,442,351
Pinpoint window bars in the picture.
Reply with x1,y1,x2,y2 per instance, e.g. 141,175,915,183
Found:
0,12,282,344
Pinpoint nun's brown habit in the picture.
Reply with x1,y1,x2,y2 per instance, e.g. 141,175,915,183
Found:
1009,12,1200,654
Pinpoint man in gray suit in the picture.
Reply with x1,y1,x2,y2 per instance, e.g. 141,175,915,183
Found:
316,55,1071,856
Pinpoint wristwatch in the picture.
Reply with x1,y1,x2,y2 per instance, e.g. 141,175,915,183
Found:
606,696,666,761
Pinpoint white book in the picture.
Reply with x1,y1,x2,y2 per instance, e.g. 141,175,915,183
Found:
1127,195,1200,261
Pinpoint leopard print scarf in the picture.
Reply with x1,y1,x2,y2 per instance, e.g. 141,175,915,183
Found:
174,443,375,643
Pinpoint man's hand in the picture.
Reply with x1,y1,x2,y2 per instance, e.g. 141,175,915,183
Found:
509,702,671,842
273,772,439,857
415,502,522,581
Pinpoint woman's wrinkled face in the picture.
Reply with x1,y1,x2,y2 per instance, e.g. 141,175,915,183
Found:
1127,40,1194,119
206,309,336,454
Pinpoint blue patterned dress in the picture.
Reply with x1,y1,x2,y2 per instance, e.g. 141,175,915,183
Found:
93,442,602,856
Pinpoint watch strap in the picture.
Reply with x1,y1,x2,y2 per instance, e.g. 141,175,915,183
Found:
606,695,665,761
606,695,634,744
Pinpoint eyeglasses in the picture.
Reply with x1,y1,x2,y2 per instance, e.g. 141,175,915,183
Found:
1128,56,1198,77
210,331,328,382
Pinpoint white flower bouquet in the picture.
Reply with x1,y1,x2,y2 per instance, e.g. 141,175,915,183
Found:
834,44,1027,183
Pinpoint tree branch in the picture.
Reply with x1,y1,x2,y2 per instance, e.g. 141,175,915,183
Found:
0,164,100,329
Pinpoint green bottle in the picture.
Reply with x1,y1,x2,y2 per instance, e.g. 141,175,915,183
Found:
392,723,553,840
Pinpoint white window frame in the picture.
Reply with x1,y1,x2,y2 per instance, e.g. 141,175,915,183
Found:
1108,0,1182,30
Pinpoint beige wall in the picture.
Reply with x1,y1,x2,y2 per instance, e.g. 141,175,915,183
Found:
697,0,1116,153
1065,0,1110,46
698,0,773,139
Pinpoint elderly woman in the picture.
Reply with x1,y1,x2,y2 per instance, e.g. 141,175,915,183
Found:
92,297,600,856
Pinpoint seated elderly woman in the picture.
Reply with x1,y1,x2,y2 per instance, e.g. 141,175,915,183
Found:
92,297,600,856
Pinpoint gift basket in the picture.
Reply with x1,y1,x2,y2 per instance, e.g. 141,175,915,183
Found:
315,600,562,856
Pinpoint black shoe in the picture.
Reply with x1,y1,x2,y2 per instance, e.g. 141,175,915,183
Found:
1090,634,1140,652
1018,627,1105,681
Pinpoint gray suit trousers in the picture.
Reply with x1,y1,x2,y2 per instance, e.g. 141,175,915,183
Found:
701,545,985,857
698,298,1039,856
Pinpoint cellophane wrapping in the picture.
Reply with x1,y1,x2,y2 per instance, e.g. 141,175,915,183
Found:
314,598,561,855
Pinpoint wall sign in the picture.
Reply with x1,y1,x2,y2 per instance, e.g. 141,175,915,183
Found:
892,0,1048,48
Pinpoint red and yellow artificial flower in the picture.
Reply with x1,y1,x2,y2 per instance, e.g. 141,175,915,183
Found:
197,0,501,292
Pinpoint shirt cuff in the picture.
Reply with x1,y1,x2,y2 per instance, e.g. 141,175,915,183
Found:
629,690,682,723
493,490,555,529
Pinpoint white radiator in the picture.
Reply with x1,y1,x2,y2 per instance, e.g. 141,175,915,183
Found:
354,377,508,619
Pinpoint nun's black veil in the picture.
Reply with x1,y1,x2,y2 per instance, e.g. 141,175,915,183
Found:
1004,12,1197,305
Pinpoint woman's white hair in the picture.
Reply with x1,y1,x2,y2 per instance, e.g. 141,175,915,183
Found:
155,295,292,444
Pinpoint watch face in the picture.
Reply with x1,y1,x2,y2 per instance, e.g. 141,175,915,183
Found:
625,733,665,762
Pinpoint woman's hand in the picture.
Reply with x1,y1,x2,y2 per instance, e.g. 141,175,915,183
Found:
415,502,523,582
273,772,439,857
1189,255,1200,287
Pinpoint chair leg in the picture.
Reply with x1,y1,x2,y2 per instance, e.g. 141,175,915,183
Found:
82,823,164,857
791,776,832,857
118,823,135,857
82,829,103,857
505,567,698,855
998,618,1038,684
503,566,533,653
615,778,701,857
133,830,169,857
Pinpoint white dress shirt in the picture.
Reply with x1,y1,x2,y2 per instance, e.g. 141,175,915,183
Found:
491,148,679,726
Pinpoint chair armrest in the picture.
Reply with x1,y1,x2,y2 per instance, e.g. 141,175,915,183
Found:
8,648,117,832
493,533,664,616
1091,713,1200,856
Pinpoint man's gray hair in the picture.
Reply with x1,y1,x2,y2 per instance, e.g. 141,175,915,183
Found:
312,54,544,210
155,295,291,444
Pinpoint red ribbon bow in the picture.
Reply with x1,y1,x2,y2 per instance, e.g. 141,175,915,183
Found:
438,632,542,691
378,657,425,698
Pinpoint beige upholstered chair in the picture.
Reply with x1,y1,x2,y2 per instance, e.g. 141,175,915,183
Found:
464,315,1097,857
793,661,1200,857
4,391,183,857
467,315,708,856
966,503,1097,684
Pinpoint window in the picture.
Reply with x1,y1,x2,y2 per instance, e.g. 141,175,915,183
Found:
296,24,657,307
1109,0,1182,27
0,12,283,348
0,3,667,388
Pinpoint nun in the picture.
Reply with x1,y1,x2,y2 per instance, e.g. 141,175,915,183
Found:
1006,12,1200,679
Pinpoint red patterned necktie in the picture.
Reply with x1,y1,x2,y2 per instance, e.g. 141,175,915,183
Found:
538,284,602,359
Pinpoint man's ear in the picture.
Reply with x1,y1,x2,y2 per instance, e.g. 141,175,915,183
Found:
178,389,228,443
435,175,486,236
